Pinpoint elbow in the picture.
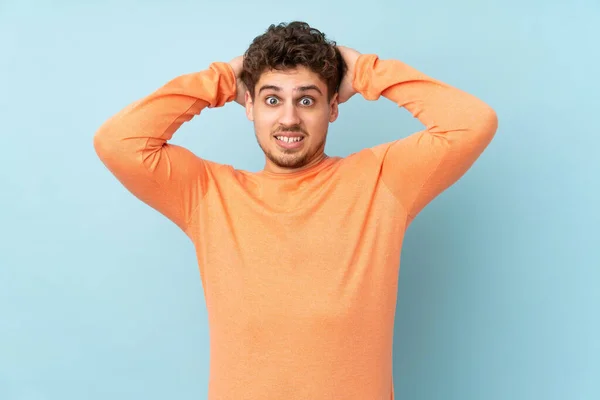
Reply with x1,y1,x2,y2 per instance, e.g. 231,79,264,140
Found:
93,126,110,161
475,104,499,141
93,122,120,165
459,104,498,155
485,105,499,132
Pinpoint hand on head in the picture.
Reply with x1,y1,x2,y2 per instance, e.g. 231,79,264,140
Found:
228,55,247,106
335,46,361,104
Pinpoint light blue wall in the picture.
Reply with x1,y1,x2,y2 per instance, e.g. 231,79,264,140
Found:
1,1,598,399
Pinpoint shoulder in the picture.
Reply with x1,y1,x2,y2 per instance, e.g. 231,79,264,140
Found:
336,145,392,174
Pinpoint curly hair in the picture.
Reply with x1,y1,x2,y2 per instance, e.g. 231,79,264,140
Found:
241,21,346,101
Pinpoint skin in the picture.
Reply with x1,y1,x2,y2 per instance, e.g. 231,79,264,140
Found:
228,46,361,174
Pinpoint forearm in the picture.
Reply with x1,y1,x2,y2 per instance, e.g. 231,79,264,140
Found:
353,54,498,140
94,62,236,164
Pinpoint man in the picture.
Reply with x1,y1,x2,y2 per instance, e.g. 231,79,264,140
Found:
94,21,498,400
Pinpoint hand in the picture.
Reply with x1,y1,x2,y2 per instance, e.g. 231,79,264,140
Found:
228,55,247,106
336,46,361,104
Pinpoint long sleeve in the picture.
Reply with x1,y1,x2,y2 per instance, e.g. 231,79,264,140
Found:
353,54,498,223
93,62,237,231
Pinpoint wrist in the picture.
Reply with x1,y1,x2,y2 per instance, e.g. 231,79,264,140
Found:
352,54,380,101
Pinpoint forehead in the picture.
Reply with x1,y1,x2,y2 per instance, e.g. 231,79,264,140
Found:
256,66,327,94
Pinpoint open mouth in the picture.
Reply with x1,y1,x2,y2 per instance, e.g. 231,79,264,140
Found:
274,135,305,144
273,133,306,149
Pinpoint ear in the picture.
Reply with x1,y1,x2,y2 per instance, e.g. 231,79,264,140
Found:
329,92,339,123
245,91,254,121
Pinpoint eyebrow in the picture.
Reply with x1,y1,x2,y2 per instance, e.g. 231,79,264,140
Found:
258,84,323,96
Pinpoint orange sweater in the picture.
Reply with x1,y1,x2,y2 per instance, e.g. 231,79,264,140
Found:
94,54,498,399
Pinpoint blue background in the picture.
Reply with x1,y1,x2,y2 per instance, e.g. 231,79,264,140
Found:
1,0,598,399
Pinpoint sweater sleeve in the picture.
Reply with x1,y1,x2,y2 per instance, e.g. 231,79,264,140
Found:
93,62,237,232
353,54,498,223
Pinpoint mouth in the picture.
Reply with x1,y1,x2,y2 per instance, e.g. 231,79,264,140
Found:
273,133,306,149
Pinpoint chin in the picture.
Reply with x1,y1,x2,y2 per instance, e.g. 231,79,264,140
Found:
270,153,310,169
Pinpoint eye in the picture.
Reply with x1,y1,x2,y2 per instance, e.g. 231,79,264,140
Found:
265,96,279,106
299,97,314,106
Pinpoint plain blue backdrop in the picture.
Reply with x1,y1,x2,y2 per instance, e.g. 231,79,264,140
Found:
1,0,598,399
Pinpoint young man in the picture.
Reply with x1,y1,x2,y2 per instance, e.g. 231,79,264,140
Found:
94,21,498,400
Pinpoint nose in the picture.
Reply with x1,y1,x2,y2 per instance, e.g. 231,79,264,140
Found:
278,102,301,126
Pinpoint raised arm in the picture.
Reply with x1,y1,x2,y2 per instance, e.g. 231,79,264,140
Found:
93,62,237,231
352,53,498,223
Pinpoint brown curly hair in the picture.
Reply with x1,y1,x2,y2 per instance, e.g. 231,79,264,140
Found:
241,21,346,101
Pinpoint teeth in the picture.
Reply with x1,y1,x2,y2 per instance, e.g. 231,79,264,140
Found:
277,136,302,143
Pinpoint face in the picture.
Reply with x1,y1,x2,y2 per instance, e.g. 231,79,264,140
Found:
245,66,339,173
